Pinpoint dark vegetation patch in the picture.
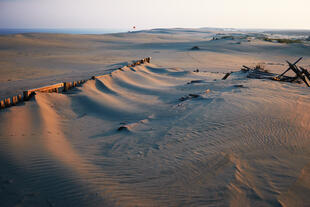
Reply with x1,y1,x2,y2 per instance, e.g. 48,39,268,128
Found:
261,37,302,44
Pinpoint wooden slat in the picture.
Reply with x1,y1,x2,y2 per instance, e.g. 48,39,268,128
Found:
0,100,5,109
286,61,310,87
18,94,22,102
4,98,11,107
242,65,252,70
277,57,303,78
28,83,64,93
12,96,18,105
222,72,231,80
300,67,310,81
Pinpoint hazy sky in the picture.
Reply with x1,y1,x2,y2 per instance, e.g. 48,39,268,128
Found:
1,0,310,30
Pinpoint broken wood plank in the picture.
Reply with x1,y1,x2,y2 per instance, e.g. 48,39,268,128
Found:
277,57,303,78
222,72,231,80
242,65,252,70
27,83,64,94
300,67,310,82
286,61,310,87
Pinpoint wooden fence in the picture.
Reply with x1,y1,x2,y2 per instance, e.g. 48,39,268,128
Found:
0,57,151,110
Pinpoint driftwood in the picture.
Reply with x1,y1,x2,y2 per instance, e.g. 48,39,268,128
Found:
300,67,310,81
286,61,310,87
240,57,310,87
222,72,231,80
277,57,303,78
241,65,252,72
4,98,11,107
0,100,5,109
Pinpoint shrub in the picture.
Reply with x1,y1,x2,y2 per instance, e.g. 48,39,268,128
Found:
254,63,269,73
261,37,302,44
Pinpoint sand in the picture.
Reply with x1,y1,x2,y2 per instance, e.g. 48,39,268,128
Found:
1,28,310,99
1,28,310,206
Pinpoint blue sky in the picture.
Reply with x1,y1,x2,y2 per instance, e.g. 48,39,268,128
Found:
1,0,310,30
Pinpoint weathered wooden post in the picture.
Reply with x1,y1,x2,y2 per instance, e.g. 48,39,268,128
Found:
12,96,18,105
0,100,5,109
23,91,31,101
222,72,231,80
287,61,310,87
18,94,22,102
277,57,303,79
4,98,11,107
300,67,310,82
63,82,70,92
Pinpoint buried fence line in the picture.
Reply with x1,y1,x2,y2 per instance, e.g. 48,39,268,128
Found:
0,57,151,110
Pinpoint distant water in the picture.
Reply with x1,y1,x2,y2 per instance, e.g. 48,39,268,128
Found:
0,28,127,35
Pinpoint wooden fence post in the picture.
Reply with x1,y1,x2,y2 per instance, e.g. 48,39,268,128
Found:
222,72,231,80
12,96,18,105
23,91,30,101
63,82,70,92
4,98,11,107
0,100,5,109
18,94,22,102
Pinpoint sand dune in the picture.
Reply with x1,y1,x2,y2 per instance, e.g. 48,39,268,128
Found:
1,62,310,206
1,28,310,99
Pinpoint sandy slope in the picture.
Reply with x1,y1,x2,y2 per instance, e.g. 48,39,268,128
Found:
1,28,310,99
1,63,310,206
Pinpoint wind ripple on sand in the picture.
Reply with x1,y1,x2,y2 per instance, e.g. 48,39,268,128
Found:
1,64,310,206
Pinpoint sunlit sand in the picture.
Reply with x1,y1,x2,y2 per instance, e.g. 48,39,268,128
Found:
1,28,310,206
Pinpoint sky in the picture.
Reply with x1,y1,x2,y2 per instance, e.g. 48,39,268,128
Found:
1,0,310,30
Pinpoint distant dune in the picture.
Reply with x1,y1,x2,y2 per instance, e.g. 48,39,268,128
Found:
0,28,310,99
